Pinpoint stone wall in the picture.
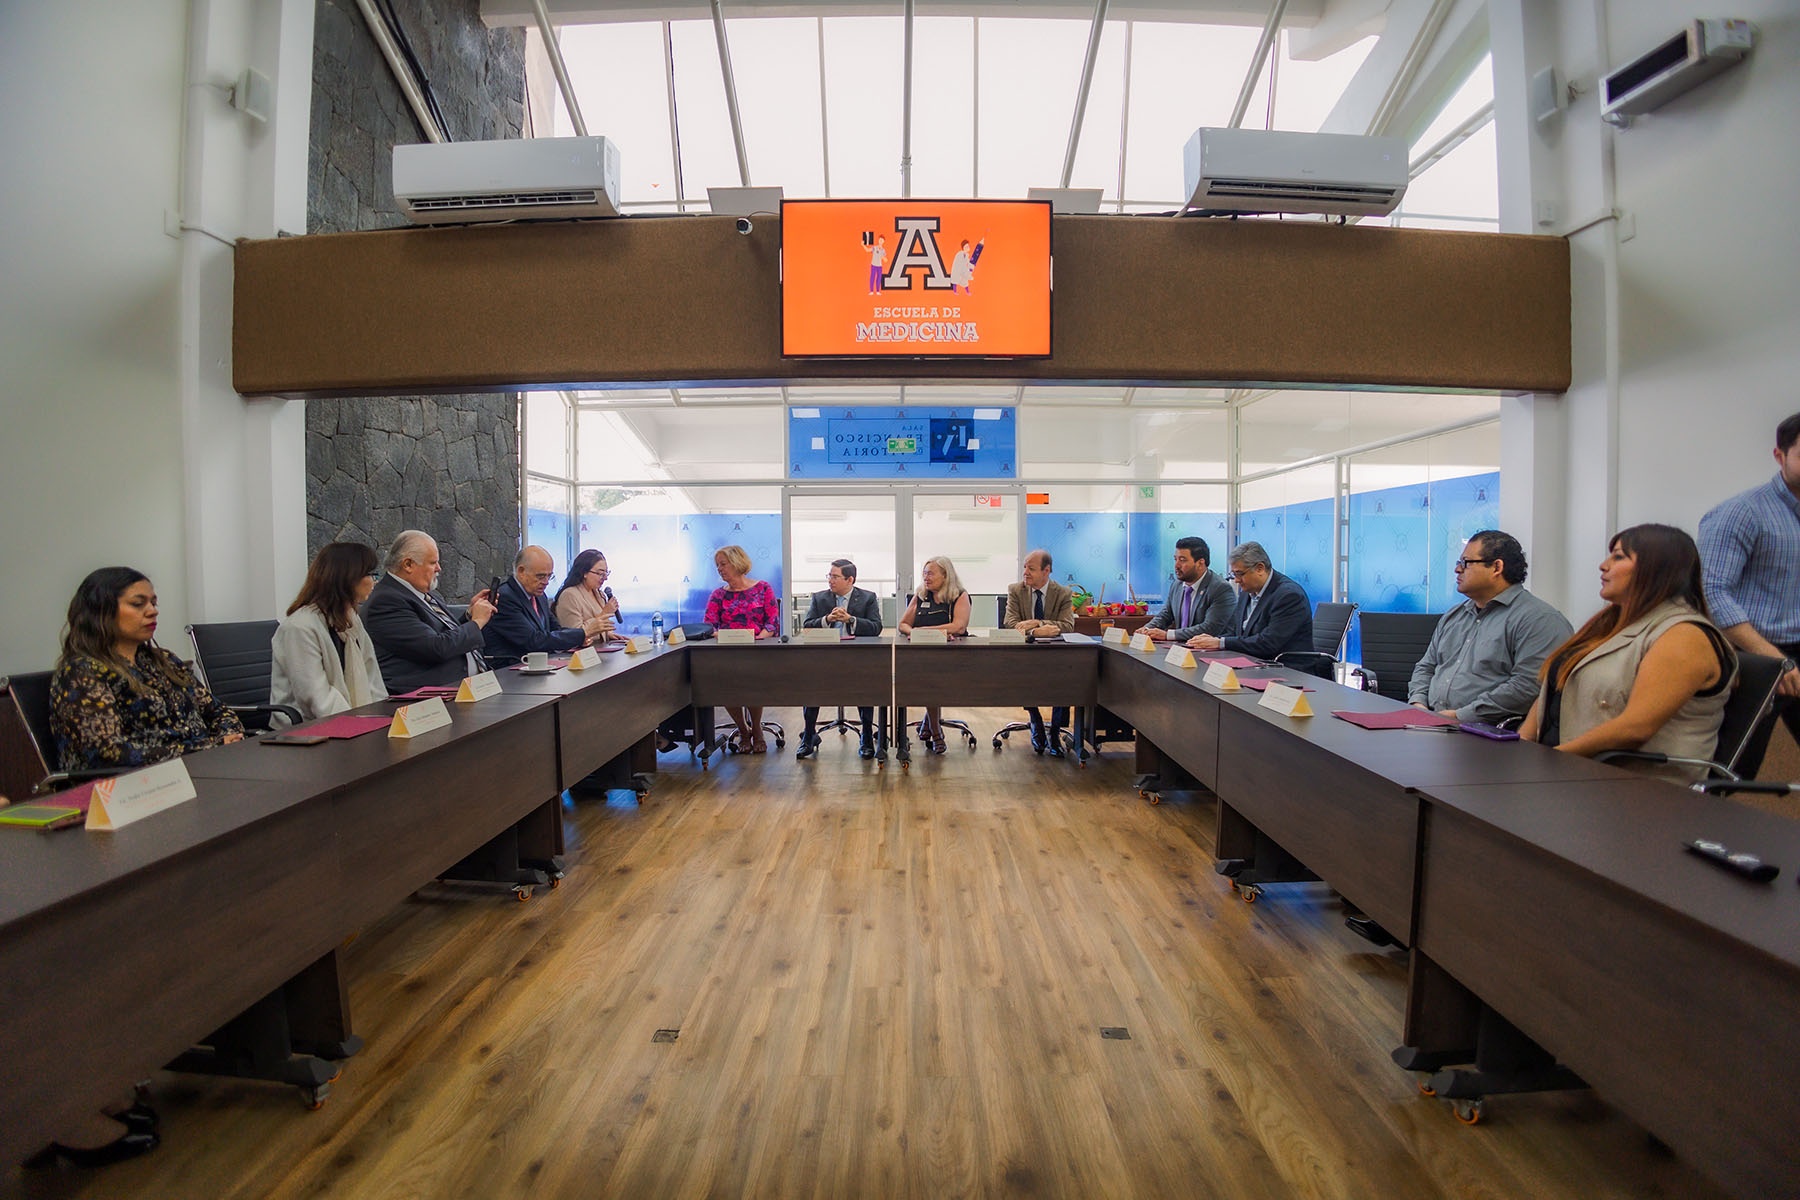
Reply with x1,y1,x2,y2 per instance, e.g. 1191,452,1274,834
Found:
304,0,525,598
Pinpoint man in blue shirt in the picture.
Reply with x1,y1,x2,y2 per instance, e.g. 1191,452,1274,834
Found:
1699,412,1800,742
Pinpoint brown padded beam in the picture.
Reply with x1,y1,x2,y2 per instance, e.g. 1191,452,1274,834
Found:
233,216,1569,397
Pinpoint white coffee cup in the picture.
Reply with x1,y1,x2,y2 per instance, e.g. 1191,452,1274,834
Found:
525,651,550,670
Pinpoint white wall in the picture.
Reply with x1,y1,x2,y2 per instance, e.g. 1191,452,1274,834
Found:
1491,0,1800,617
0,0,311,674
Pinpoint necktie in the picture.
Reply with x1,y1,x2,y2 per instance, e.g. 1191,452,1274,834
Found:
1180,585,1193,629
427,592,488,671
1244,592,1257,630
1033,589,1044,621
531,593,540,619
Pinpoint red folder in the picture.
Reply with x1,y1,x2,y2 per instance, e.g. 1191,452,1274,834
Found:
298,715,395,739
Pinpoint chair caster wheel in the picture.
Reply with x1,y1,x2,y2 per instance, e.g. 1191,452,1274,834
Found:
303,1083,331,1110
1147,793,1161,805
1228,879,1239,892
1453,1099,1484,1125
514,886,533,902
1239,885,1260,904
549,875,562,889
1417,1080,1436,1097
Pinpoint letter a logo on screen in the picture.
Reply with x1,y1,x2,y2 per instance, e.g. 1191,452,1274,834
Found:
882,218,954,291
781,199,1051,359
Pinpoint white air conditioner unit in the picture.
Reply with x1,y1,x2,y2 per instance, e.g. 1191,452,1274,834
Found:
1182,128,1408,217
1601,19,1755,126
393,136,621,224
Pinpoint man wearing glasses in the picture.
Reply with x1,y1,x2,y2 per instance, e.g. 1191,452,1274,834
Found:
1407,531,1572,724
484,545,613,667
796,558,884,760
1187,542,1316,667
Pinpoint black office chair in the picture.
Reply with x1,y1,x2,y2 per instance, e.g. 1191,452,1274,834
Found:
0,671,131,797
186,621,302,731
1597,651,1794,786
1275,601,1357,681
1353,611,1443,701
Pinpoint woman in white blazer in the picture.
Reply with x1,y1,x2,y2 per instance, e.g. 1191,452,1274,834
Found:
272,542,388,722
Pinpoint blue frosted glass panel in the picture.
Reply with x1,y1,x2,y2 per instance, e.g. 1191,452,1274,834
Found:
574,515,682,635
1424,471,1501,614
1347,484,1430,613
525,510,571,582
1128,512,1229,600
1026,512,1128,600
1282,499,1335,607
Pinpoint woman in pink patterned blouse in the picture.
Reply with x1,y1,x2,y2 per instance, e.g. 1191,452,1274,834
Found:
705,544,780,752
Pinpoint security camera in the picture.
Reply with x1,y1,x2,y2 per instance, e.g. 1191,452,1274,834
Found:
735,217,753,235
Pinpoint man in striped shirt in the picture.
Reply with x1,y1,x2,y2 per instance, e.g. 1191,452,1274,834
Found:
1699,412,1800,743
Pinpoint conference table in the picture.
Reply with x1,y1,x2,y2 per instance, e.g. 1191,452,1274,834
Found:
2,635,1796,1197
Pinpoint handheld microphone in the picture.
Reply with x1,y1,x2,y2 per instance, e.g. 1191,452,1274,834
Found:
602,586,615,602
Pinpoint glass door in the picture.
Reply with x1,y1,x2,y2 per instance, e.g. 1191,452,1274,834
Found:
907,490,1024,629
784,491,902,631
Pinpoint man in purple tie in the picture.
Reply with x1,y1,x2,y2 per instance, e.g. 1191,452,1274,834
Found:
1142,536,1235,644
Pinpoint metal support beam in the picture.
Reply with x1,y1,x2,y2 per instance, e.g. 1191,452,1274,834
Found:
1409,98,1493,176
663,22,686,211
1060,0,1110,188
1114,20,1132,211
817,17,832,196
1366,0,1456,136
1229,0,1288,129
529,0,587,137
710,0,751,186
971,17,980,196
352,0,445,143
901,0,915,197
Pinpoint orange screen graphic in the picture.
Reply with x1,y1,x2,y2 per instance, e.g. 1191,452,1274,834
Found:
782,200,1051,357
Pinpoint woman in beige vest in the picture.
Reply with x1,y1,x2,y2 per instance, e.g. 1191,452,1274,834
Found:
1520,524,1736,782
553,548,621,637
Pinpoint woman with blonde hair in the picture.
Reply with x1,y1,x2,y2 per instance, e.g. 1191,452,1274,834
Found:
1520,524,1737,781
897,555,971,754
705,543,780,752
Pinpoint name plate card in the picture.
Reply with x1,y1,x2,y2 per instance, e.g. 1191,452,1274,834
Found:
909,628,948,644
1129,631,1156,653
716,628,757,645
1203,662,1241,691
623,634,656,653
1164,646,1198,669
800,627,842,644
566,645,602,670
1102,625,1131,645
455,670,501,703
389,697,452,738
1258,681,1315,718
987,628,1027,644
665,626,687,646
86,758,196,832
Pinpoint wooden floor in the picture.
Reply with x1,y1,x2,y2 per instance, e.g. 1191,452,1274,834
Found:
16,708,1728,1200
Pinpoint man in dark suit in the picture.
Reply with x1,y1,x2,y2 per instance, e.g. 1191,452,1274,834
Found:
484,545,612,667
1188,540,1317,670
796,558,884,760
362,529,497,694
1002,549,1077,755
1142,535,1235,643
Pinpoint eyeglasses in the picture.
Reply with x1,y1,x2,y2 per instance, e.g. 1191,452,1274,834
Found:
1453,557,1498,572
528,571,554,582
1227,568,1253,580
586,568,609,579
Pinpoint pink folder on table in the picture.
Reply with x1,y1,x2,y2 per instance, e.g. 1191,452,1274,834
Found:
1197,655,1259,669
298,715,394,739
1239,677,1314,692
1331,709,1459,730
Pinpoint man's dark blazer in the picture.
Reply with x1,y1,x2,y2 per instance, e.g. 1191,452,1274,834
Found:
362,573,487,693
1145,569,1236,640
1220,570,1315,661
484,575,586,667
800,586,882,637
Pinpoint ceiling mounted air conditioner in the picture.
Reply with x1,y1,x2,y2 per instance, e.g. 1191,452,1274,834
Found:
393,136,621,224
1182,128,1408,217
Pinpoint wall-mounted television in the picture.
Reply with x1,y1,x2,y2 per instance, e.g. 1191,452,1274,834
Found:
781,199,1051,359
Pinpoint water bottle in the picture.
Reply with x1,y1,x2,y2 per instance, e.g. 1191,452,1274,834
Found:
651,611,664,646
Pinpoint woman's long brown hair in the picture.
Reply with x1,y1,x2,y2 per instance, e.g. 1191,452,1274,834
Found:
58,566,187,691
288,542,379,633
1543,524,1709,688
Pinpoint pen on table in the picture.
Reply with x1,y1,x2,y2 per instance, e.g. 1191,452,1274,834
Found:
1404,723,1460,733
